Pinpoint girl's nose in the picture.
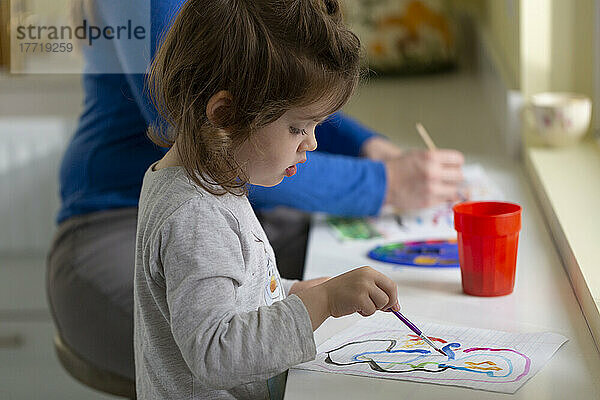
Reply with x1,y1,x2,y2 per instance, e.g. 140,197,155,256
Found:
301,130,318,152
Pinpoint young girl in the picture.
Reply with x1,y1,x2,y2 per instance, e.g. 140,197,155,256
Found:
134,0,400,398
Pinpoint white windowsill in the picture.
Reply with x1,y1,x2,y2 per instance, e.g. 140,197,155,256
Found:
525,139,600,349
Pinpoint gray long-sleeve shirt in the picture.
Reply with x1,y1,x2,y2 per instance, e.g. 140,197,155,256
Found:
134,164,317,399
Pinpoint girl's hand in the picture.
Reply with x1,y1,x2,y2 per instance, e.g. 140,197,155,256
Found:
383,149,464,212
288,277,330,296
296,266,399,331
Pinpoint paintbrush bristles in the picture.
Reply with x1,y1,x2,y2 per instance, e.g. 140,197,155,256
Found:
416,122,437,151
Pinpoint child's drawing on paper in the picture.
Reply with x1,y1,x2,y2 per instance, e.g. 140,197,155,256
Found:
323,333,530,383
295,315,567,394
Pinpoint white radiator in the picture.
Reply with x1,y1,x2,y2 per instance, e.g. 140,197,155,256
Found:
0,118,73,253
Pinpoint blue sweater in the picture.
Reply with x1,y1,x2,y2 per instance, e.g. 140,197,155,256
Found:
57,0,387,224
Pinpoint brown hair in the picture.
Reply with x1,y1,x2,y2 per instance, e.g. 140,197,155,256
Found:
147,0,361,195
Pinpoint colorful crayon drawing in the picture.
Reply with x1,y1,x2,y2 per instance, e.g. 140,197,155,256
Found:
294,316,568,393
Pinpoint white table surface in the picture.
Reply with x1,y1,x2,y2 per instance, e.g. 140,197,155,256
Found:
283,73,600,399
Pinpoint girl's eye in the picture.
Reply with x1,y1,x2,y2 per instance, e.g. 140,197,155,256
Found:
289,126,307,135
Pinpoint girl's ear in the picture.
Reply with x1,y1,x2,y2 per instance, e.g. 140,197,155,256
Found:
206,90,233,127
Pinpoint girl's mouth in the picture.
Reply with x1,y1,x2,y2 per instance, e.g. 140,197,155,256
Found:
285,165,297,177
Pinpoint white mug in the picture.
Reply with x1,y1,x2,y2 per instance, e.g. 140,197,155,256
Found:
523,92,592,146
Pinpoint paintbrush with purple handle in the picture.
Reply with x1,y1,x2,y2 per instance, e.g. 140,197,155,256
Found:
390,309,447,356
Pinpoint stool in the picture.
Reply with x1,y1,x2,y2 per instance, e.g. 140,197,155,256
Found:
53,333,136,399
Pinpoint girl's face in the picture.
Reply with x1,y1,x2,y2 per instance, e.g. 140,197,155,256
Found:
235,105,323,187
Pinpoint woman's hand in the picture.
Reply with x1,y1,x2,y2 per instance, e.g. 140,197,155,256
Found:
360,136,404,161
383,149,464,212
361,136,465,212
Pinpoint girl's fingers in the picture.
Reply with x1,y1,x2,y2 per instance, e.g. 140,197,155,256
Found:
369,286,391,310
357,296,377,316
373,274,398,310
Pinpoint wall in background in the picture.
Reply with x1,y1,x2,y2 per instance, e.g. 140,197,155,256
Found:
453,0,594,98
483,0,519,89
452,0,595,141
545,0,593,97
0,75,81,253
0,75,82,118
520,0,593,97
448,0,519,89
0,118,74,253
520,0,595,142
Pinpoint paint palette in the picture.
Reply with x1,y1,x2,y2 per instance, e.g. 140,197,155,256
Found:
368,239,459,268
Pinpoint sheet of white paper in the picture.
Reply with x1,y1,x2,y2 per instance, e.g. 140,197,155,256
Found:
295,313,568,394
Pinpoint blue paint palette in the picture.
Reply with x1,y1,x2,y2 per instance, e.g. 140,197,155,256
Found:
368,239,459,268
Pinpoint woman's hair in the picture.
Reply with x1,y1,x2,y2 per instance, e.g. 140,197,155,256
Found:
147,0,361,195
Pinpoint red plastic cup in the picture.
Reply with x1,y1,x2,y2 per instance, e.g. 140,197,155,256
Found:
453,201,522,296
